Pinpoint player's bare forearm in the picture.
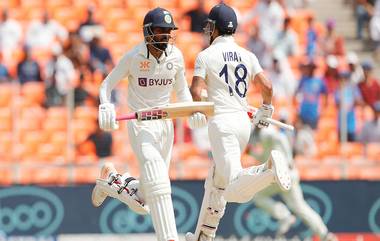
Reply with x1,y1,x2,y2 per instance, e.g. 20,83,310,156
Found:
190,76,205,101
254,72,273,105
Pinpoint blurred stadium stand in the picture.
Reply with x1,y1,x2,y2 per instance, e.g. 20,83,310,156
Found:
0,0,379,186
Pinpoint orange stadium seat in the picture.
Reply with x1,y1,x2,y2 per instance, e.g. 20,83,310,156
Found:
74,106,97,121
20,0,44,8
0,84,13,107
224,0,256,13
98,0,125,8
44,116,67,133
37,143,66,161
0,108,12,132
46,0,71,9
126,0,152,9
73,165,100,184
0,132,12,162
340,142,364,158
358,166,380,180
21,82,45,106
151,0,177,10
299,164,342,180
366,143,380,162
0,166,13,185
19,117,42,132
74,155,98,164
19,165,69,185
178,0,198,13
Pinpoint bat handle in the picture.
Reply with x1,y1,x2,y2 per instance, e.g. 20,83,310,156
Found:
116,113,137,121
264,118,294,131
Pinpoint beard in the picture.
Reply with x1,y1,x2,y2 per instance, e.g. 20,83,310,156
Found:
153,42,168,51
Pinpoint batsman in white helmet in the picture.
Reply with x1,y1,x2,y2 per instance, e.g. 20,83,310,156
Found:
91,7,207,241
187,3,292,241
249,126,337,241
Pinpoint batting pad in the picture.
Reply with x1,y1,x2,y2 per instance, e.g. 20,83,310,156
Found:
140,144,178,241
191,166,227,240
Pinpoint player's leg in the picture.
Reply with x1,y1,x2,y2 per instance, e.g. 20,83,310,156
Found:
281,180,335,240
223,149,291,203
130,121,178,241
186,114,248,241
253,188,296,236
185,164,226,241
91,162,149,214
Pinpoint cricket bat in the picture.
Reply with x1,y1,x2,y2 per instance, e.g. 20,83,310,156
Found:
116,102,214,121
247,106,294,131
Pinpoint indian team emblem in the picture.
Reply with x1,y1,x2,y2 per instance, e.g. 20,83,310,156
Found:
166,62,173,70
164,14,172,24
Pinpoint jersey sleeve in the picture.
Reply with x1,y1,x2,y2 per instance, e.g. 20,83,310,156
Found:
193,52,207,79
250,53,263,77
99,51,132,103
174,50,192,102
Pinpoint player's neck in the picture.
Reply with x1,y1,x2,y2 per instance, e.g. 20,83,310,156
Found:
147,45,164,61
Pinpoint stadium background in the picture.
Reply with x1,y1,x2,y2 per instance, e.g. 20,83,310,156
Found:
0,0,379,240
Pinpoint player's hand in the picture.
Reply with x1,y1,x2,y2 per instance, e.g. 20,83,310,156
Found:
188,112,207,129
253,104,274,128
98,103,119,131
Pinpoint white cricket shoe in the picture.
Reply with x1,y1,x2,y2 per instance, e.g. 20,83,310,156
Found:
276,215,296,237
185,232,214,241
269,150,292,191
323,232,338,241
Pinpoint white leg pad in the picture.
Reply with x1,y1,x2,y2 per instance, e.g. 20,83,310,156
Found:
140,147,178,241
190,166,226,240
94,178,150,215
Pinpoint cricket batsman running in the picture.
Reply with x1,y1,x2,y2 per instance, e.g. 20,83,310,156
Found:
91,7,207,241
187,3,292,241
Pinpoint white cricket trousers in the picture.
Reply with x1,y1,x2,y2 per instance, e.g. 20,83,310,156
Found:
127,119,178,241
208,111,251,189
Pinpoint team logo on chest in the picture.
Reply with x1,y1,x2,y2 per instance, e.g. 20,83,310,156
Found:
139,61,151,71
166,62,173,70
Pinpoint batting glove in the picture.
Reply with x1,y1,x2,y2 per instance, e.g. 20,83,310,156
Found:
98,103,119,131
253,104,274,128
188,112,207,129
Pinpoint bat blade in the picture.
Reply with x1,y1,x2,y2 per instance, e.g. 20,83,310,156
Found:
117,102,215,121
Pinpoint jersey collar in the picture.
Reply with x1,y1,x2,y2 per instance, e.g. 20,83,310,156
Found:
211,35,235,45
138,42,168,63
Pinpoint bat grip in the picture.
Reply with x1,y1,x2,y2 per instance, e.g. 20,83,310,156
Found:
116,113,137,121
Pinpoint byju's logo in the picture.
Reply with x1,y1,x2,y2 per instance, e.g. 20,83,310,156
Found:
138,78,147,87
138,78,173,87
99,185,198,233
0,186,64,236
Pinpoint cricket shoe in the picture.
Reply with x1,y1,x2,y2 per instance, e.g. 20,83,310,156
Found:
185,232,214,241
276,215,296,237
268,150,292,191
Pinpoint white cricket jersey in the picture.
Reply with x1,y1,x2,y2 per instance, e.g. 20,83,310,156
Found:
100,42,191,111
193,36,263,115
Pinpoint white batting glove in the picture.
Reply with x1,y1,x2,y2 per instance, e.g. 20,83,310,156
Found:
253,104,274,128
98,103,119,131
188,112,207,129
